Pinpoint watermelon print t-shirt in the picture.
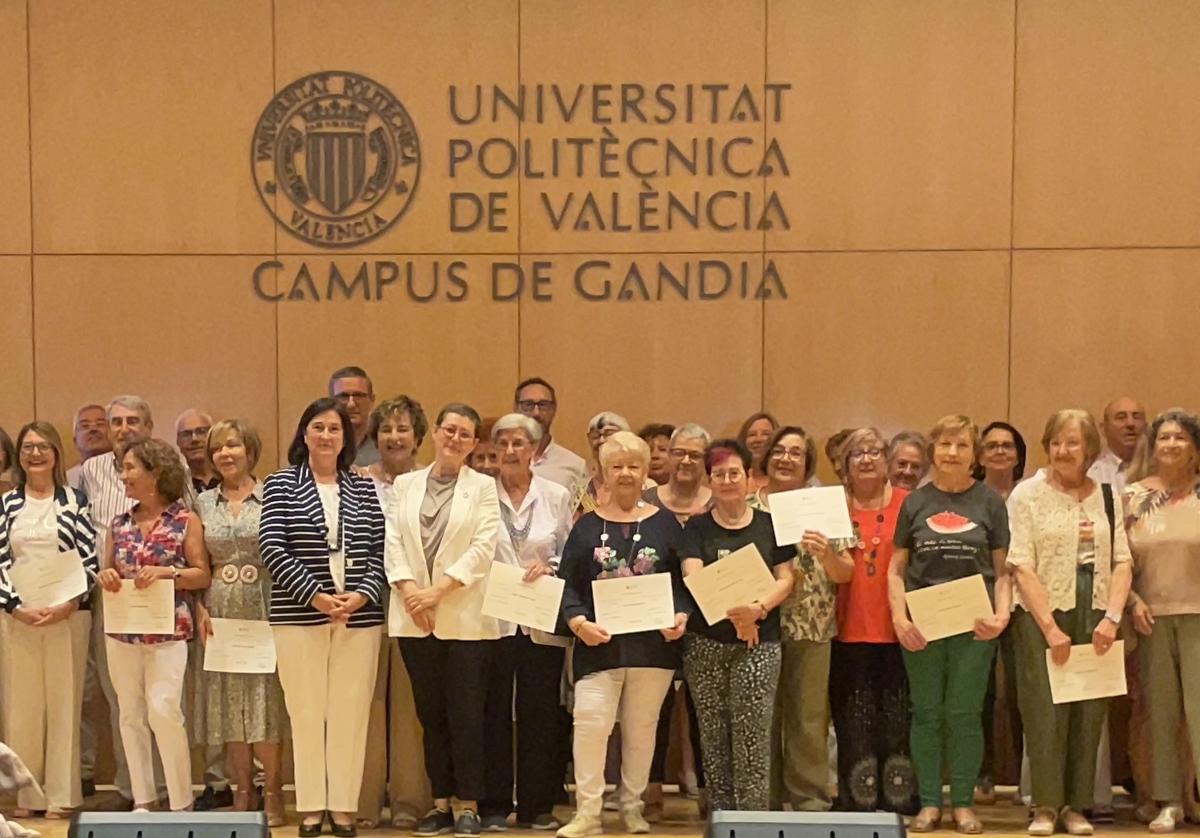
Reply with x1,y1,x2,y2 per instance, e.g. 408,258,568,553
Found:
893,481,1009,600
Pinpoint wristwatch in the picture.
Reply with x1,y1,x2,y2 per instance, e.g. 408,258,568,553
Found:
1103,610,1122,626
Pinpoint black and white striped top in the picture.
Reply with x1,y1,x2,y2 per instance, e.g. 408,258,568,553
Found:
0,485,99,612
259,463,386,627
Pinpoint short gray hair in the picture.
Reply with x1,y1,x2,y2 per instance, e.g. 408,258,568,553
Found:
598,430,650,470
670,422,711,447
588,411,631,434
107,395,152,426
491,413,543,444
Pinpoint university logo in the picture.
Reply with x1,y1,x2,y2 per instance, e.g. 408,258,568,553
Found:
252,71,421,248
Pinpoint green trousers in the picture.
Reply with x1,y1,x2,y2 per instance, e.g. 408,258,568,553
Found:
903,632,996,808
769,639,832,811
1012,566,1107,811
1139,612,1200,803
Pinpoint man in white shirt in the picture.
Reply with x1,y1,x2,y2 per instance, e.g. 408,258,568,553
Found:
517,377,588,493
66,404,112,491
1087,396,1147,495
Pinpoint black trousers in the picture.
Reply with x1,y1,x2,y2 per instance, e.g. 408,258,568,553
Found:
649,680,705,787
481,633,571,820
399,636,492,802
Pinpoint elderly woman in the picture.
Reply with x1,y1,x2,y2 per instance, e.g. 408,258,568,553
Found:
643,424,713,524
888,415,1011,834
96,438,211,812
260,398,387,837
579,412,633,513
679,439,795,811
828,428,919,815
481,413,575,830
1006,410,1131,836
748,425,853,812
1123,409,1200,834
557,431,688,838
738,412,778,493
0,422,97,818
385,403,501,838
193,420,287,825
975,422,1027,501
638,424,675,486
889,431,931,492
357,395,433,831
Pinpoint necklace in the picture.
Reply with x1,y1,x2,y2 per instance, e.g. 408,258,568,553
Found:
501,499,537,551
600,501,648,566
713,504,751,529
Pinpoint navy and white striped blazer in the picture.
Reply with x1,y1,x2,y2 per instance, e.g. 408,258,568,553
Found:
259,463,386,627
0,485,98,612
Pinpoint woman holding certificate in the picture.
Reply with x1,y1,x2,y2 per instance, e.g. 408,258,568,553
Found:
385,402,501,838
827,427,919,815
888,415,1011,834
0,421,97,817
747,425,853,813
1122,408,1200,834
557,430,688,838
96,437,211,812
194,419,287,826
260,398,387,838
1007,409,1132,837
679,438,796,811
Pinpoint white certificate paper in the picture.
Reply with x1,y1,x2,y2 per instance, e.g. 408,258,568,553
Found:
592,572,675,635
204,618,277,674
481,561,565,634
905,574,993,642
7,549,88,609
103,579,175,635
768,486,854,544
684,543,778,626
1047,640,1128,704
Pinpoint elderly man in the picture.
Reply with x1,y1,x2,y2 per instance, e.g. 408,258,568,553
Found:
887,430,930,491
176,408,218,493
515,376,587,492
65,404,112,490
329,365,379,466
1088,395,1146,493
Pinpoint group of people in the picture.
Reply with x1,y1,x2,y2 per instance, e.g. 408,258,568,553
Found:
0,373,1197,838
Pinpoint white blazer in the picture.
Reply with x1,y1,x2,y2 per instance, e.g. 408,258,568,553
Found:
385,464,501,640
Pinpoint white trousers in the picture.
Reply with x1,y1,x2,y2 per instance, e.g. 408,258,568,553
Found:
571,667,674,817
105,638,192,810
2,612,91,811
273,623,380,813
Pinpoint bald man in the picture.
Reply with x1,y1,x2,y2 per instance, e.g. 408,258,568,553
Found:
175,408,218,493
1088,396,1147,494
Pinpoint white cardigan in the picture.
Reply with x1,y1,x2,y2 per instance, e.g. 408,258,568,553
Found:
384,464,501,640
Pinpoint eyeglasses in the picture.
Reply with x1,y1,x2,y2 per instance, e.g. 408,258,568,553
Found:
176,427,211,441
334,391,371,403
439,425,476,442
20,443,53,455
983,441,1016,452
710,470,746,483
516,399,555,413
770,446,806,461
668,448,704,462
588,426,621,441
850,447,883,461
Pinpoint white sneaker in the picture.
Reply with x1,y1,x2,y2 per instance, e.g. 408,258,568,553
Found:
555,814,602,838
620,806,650,835
1149,805,1184,834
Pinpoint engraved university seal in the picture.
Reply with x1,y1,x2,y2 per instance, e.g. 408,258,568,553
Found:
252,71,420,247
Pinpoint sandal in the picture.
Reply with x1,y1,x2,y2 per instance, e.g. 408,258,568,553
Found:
910,808,943,832
355,818,378,830
953,808,983,835
264,791,286,828
1028,808,1056,836
45,810,74,820
1062,808,1093,836
1149,805,1184,834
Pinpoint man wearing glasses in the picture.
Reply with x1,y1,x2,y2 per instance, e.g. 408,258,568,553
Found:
329,366,380,466
514,377,587,493
176,408,218,493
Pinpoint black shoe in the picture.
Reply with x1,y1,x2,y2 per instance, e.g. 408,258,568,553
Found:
415,809,455,836
299,814,327,837
331,819,357,837
81,779,97,798
454,811,482,838
526,814,560,831
481,814,508,832
194,785,234,811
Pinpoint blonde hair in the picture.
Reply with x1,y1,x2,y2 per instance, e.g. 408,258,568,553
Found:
598,430,650,470
929,414,981,463
205,419,263,473
840,427,889,486
1040,409,1102,469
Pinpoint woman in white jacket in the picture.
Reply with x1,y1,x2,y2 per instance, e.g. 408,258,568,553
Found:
385,402,501,838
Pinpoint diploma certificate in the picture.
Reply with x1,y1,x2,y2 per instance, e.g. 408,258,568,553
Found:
683,543,778,626
103,579,175,635
905,574,993,642
7,549,88,609
768,486,854,545
203,618,277,674
481,561,565,634
1047,640,1128,704
592,572,675,635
